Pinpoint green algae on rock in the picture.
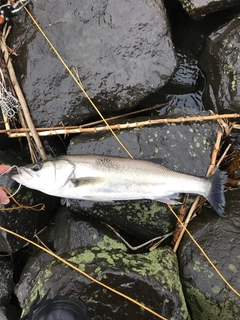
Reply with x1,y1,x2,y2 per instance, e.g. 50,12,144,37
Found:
178,190,240,319
17,228,189,320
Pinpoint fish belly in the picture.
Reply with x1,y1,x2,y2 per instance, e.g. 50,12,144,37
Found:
56,170,210,203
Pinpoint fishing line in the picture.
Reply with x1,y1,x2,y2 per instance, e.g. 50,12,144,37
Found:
168,204,240,297
0,186,44,211
0,225,167,320
7,182,21,199
0,164,18,175
21,3,133,159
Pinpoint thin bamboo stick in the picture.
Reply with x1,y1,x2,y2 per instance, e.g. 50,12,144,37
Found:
17,108,38,162
0,113,239,137
0,26,47,160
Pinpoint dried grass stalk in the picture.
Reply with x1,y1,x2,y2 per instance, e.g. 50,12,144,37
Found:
1,113,240,137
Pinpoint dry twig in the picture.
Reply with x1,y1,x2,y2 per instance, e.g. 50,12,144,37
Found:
171,194,189,247
1,113,240,138
34,227,53,252
0,25,47,160
105,223,172,251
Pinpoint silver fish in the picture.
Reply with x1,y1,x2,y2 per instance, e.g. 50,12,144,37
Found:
11,155,227,216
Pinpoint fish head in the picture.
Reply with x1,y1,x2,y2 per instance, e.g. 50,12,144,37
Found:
11,159,75,194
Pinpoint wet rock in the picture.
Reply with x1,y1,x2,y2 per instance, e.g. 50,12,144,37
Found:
179,0,240,20
168,51,203,88
178,190,240,320
0,308,8,320
0,151,60,253
14,0,176,127
16,217,189,320
200,17,240,113
163,51,206,111
0,259,18,319
1,306,19,320
15,250,54,308
54,207,110,255
66,111,221,239
139,50,206,115
67,199,177,242
0,259,14,306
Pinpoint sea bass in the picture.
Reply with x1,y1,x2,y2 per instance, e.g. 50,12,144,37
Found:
11,155,227,216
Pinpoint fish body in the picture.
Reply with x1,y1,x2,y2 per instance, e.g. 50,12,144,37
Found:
11,155,227,216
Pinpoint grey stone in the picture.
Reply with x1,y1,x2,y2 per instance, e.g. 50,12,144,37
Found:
178,190,240,320
16,218,189,319
200,17,240,113
14,0,176,127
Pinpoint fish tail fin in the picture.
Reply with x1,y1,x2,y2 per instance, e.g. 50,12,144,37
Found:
206,170,228,216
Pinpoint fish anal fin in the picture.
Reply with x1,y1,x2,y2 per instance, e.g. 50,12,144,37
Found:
154,194,181,205
70,177,105,187
83,196,114,202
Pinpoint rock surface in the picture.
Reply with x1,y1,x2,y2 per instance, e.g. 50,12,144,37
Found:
16,209,189,320
167,51,206,111
13,0,176,127
0,260,14,306
178,190,240,320
0,260,18,320
200,17,240,113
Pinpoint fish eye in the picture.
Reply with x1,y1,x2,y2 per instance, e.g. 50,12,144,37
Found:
31,163,42,172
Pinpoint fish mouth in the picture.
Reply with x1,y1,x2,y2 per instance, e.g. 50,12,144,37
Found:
12,167,33,184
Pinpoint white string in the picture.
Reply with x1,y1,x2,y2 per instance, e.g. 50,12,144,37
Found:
0,165,18,175
8,182,22,199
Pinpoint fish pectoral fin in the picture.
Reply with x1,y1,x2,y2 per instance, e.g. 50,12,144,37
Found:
154,194,181,205
70,177,106,187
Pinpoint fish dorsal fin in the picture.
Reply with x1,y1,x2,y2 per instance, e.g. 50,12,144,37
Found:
70,177,105,187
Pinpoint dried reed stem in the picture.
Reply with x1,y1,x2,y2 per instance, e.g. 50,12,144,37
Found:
1,113,240,138
206,130,223,176
0,25,47,160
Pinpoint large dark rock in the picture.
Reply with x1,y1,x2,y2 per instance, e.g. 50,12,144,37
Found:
13,0,176,127
54,208,112,255
0,258,18,320
16,210,189,320
66,111,222,239
200,17,240,113
0,260,14,306
178,190,240,320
